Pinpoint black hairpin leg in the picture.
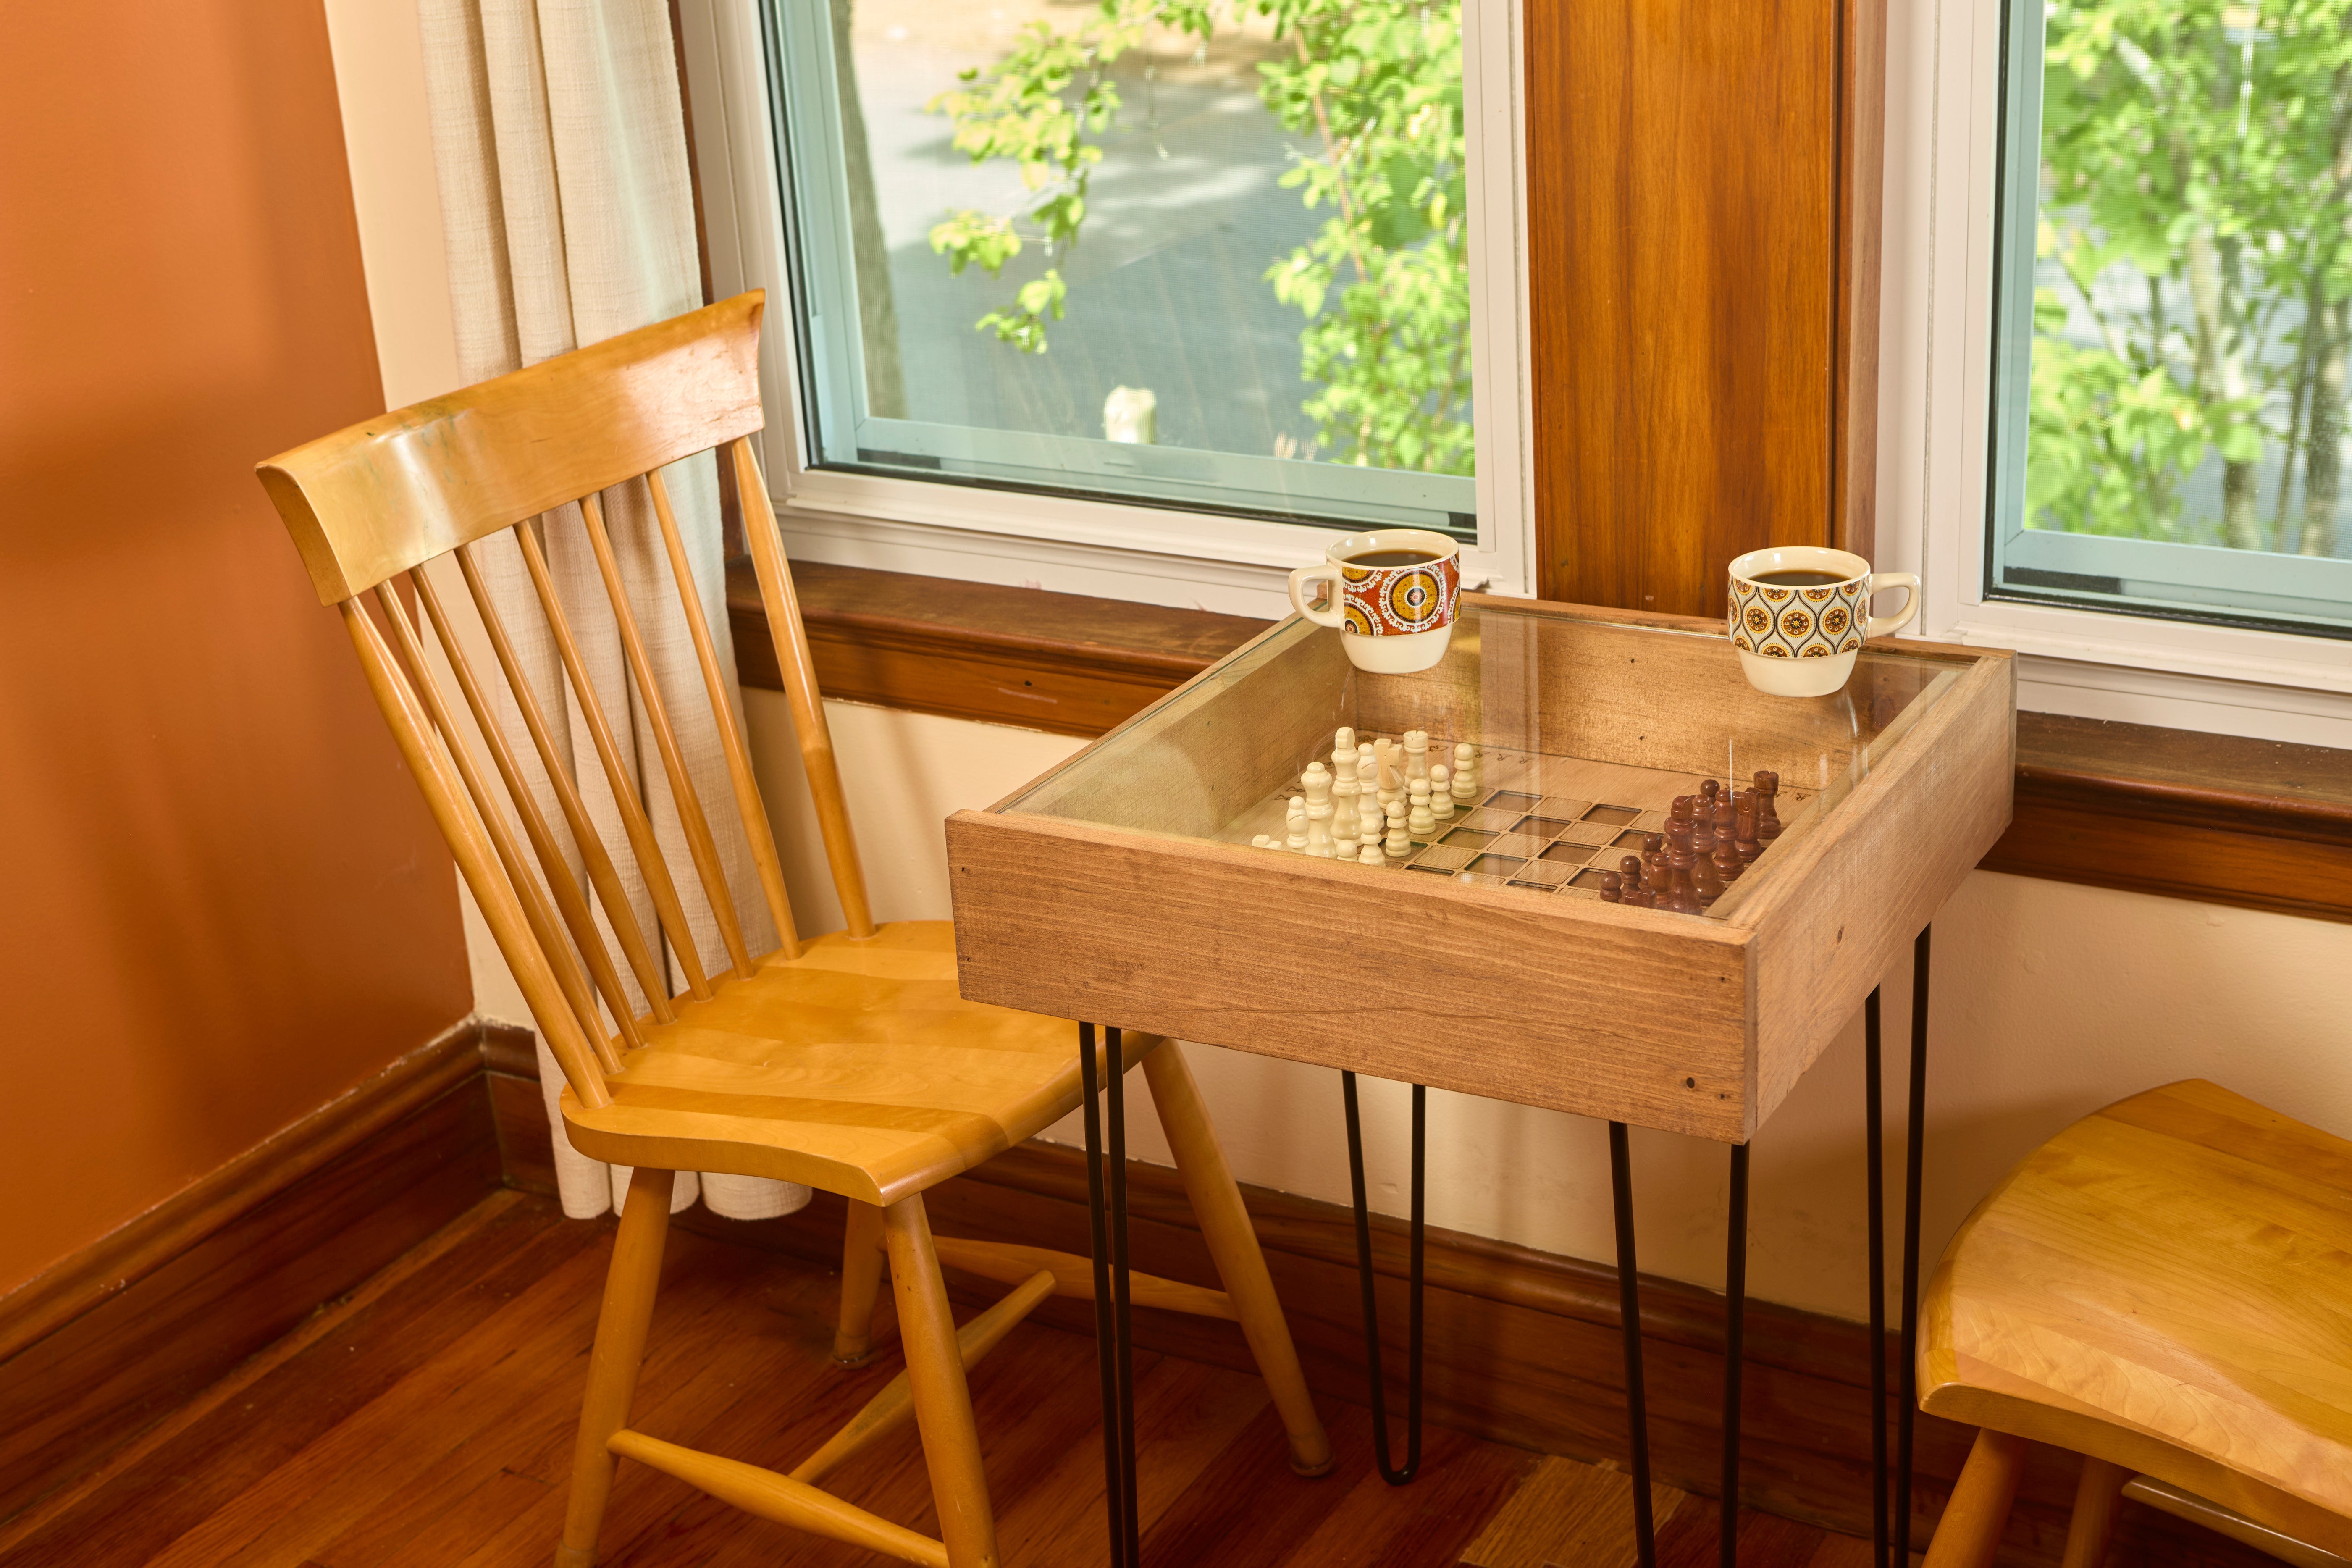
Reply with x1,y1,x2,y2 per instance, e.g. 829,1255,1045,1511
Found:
1722,1141,1749,1568
1341,1072,1424,1486
1895,928,1932,1565
1610,1121,1657,1568
1080,1023,1139,1568
1865,988,1890,1568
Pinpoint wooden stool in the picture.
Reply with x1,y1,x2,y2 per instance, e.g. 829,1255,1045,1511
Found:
1916,1080,2352,1568
256,294,1329,1568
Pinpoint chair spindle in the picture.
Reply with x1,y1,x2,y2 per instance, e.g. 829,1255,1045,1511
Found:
372,584,618,1071
644,466,800,961
452,542,675,1023
576,488,754,977
410,567,644,1060
729,438,876,938
512,519,715,1000
339,598,609,1107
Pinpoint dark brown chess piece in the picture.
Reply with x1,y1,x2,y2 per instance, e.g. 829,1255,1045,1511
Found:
1698,777,1720,810
1641,831,1667,887
1753,771,1783,843
1600,871,1623,904
1733,790,1761,864
1714,837,1742,885
1693,854,1724,907
1666,825,1699,912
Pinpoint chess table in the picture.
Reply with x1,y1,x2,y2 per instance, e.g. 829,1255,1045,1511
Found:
945,595,2015,1567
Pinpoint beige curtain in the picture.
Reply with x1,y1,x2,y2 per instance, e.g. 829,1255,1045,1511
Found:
417,0,810,1224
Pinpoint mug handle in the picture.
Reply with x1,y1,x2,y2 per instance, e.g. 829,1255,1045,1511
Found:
1288,563,1344,628
1866,573,1921,638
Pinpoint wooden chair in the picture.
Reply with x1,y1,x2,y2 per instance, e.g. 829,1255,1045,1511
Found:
1915,1079,2352,1568
254,292,1331,1568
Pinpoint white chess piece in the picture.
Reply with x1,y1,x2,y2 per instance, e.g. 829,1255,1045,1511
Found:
1403,730,1429,788
1252,834,1276,849
1286,795,1309,851
1334,726,1356,762
1384,799,1411,859
1357,840,1385,866
1330,750,1359,850
1357,784,1383,846
1428,763,1455,819
1451,743,1479,801
1302,761,1332,810
1305,800,1334,857
1376,741,1402,809
1408,779,1435,838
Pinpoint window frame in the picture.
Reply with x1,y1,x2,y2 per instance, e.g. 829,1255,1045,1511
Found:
675,0,1533,618
1882,0,2352,744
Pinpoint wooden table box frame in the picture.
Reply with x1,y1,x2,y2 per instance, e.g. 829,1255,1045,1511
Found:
948,596,2014,1144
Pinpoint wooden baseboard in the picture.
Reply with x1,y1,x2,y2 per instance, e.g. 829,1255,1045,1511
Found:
0,1017,507,1528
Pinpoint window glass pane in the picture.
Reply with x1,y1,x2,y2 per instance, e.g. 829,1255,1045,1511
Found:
764,0,1476,536
1987,0,2352,636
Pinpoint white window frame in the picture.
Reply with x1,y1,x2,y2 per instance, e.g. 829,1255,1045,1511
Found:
675,0,1533,621
1881,0,2352,747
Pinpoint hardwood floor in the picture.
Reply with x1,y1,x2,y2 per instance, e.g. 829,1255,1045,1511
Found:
0,1192,1872,1568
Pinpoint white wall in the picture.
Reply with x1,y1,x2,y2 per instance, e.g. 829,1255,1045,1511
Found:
323,2,2352,1326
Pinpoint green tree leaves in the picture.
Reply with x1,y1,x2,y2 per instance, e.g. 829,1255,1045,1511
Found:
2028,0,2352,548
926,0,1473,476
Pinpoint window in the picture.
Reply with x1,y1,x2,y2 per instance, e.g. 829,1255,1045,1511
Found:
1986,0,2352,640
756,0,1486,541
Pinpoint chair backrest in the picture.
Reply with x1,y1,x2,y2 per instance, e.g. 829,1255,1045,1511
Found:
255,292,872,1111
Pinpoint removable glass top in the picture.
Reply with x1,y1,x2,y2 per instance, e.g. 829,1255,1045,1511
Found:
1006,601,1974,919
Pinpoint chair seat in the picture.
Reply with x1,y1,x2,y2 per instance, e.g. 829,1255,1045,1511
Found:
561,921,1121,1206
1921,1079,2352,1556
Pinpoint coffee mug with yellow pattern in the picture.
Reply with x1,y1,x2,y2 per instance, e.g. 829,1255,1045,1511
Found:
1287,528,1461,674
1727,546,1918,698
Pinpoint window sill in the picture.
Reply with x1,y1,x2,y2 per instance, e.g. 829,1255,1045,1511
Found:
730,561,2352,923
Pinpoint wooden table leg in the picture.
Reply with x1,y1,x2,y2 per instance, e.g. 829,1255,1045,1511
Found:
1341,1072,1424,1486
1610,1120,1657,1568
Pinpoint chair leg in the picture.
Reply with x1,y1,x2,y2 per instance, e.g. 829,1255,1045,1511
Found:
2060,1456,2132,1568
835,1198,887,1365
884,1193,1000,1568
1922,1429,2029,1568
557,1165,676,1568
1140,1040,1334,1477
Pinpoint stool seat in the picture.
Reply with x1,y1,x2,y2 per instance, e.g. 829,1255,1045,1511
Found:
562,921,1138,1206
1921,1079,2352,1557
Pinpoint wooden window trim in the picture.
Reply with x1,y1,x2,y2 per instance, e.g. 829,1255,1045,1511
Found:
730,560,2352,924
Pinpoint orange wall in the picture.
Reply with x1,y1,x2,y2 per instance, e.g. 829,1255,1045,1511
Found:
0,4,472,1295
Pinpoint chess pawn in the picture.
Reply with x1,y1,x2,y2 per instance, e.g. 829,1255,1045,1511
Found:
1384,799,1412,859
1699,777,1721,810
1753,771,1783,843
1713,836,1743,884
1402,730,1430,787
1451,743,1478,801
1305,800,1335,858
1407,779,1435,837
1599,871,1623,904
1357,840,1385,866
1428,764,1455,819
1641,831,1668,888
1286,796,1309,851
1693,853,1724,907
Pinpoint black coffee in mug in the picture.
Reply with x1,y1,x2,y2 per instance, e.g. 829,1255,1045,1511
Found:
1345,549,1443,567
1750,568,1852,588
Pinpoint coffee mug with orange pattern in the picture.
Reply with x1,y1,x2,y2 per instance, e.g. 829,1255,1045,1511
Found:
1287,528,1461,674
1727,546,1918,698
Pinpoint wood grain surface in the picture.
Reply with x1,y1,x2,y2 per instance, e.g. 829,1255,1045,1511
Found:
947,812,1759,1140
1527,0,1839,617
1922,1079,2352,1557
